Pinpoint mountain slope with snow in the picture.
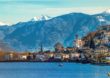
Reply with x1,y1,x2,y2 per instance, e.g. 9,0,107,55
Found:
0,10,110,51
93,9,110,26
31,15,51,21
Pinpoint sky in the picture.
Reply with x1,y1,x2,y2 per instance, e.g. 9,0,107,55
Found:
0,0,110,24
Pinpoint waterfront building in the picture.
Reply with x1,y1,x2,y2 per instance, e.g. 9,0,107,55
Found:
69,52,80,61
9,52,14,60
19,55,27,60
54,53,62,60
44,52,54,59
35,53,46,61
62,53,69,61
17,52,29,60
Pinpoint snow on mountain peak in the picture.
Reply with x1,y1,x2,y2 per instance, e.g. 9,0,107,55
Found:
31,15,51,21
97,16,105,22
103,9,110,14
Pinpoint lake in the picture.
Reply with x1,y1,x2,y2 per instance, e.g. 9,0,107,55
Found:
0,62,109,78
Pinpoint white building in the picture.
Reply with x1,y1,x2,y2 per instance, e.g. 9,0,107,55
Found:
75,39,84,48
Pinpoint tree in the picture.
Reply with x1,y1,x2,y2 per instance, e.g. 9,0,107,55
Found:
54,42,64,52
89,39,95,49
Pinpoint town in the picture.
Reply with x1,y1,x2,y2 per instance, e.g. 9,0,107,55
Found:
0,25,110,65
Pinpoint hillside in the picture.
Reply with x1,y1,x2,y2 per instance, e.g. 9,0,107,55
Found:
82,25,110,49
0,11,110,51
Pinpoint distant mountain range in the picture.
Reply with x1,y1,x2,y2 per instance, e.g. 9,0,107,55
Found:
1,10,110,52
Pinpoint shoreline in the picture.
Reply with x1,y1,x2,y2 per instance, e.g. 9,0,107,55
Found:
0,61,110,66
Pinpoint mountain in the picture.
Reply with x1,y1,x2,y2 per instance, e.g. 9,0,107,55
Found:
1,10,110,51
0,39,13,52
0,21,11,40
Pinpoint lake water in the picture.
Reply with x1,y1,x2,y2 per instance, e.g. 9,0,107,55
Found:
0,62,109,78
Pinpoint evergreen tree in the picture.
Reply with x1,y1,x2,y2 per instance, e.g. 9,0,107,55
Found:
89,39,95,49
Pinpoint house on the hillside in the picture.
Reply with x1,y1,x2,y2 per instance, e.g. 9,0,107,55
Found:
69,52,80,61
104,31,110,37
98,25,110,31
94,45,108,53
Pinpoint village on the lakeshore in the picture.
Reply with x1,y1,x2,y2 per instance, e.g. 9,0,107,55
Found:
1,25,110,64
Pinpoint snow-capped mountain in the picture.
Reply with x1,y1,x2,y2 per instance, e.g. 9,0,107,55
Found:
3,13,100,51
103,9,110,14
93,9,110,25
0,10,110,51
31,15,51,21
96,16,105,22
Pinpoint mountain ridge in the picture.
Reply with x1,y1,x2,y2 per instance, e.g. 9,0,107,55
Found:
0,10,110,51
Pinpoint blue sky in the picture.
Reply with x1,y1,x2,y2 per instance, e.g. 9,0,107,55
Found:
0,0,110,24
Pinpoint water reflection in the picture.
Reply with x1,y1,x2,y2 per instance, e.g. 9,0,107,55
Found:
0,63,109,78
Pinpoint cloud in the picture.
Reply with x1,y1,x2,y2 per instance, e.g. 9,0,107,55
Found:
0,0,110,24
32,7,108,16
0,7,109,24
